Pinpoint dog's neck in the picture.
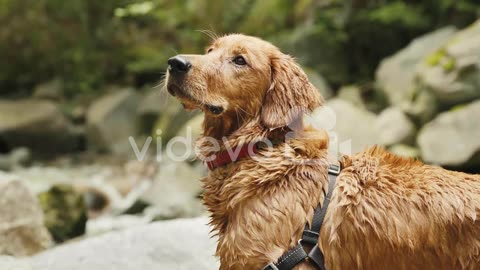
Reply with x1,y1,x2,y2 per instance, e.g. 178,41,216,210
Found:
198,116,331,267
197,114,294,159
202,112,247,141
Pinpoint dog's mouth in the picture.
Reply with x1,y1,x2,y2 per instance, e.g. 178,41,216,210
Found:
167,84,224,115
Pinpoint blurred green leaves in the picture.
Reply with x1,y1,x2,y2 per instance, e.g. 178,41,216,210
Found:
115,1,154,17
0,0,478,97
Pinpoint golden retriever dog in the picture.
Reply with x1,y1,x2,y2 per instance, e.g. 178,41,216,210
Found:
165,34,480,270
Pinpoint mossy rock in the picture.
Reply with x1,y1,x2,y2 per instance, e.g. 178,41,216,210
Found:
425,48,456,72
38,185,87,243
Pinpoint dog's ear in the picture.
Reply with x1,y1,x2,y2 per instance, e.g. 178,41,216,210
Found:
261,54,323,129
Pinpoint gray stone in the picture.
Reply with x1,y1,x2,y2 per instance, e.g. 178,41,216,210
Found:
29,217,219,270
0,256,33,270
337,85,388,113
153,94,195,145
308,99,379,156
337,85,366,109
10,166,79,195
176,114,203,141
389,144,420,159
416,20,480,105
0,173,52,256
375,107,416,146
137,89,167,134
172,114,204,161
398,88,438,124
141,160,205,220
418,100,480,166
86,215,152,236
87,88,140,155
10,162,155,214
0,99,77,157
376,26,457,105
0,148,30,171
33,79,63,100
138,89,166,118
71,105,86,124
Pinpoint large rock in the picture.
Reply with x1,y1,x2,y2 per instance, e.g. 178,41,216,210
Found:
86,215,152,236
376,27,457,121
418,100,480,166
375,107,416,146
87,88,140,155
388,144,420,159
337,85,388,113
0,256,32,270
307,99,379,156
0,99,77,157
176,114,204,140
32,79,63,101
140,160,204,220
376,26,456,105
416,20,480,105
10,161,159,217
172,114,204,161
337,85,366,110
137,89,167,134
398,89,438,124
152,94,195,145
0,173,52,256
0,147,30,171
29,217,219,270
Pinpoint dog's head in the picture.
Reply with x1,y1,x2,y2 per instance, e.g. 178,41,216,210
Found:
166,34,323,136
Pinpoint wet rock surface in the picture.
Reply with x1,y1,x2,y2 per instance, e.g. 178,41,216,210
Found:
376,27,457,107
0,173,52,256
418,100,480,167
417,21,480,105
29,217,218,270
0,99,77,157
86,88,140,156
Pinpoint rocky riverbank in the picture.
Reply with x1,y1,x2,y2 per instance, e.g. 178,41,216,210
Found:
1,19,479,269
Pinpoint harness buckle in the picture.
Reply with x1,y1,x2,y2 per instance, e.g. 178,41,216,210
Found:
328,164,341,175
262,262,280,270
301,230,319,246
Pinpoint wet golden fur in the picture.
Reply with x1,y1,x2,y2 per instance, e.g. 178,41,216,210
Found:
166,34,480,269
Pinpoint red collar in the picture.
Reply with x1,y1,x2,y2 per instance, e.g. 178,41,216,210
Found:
206,144,258,170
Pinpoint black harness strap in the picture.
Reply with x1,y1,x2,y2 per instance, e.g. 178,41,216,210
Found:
263,163,340,270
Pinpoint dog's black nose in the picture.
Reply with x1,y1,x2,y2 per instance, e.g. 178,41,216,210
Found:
168,56,191,74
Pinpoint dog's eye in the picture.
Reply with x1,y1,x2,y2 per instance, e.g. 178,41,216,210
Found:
207,48,213,53
233,56,247,66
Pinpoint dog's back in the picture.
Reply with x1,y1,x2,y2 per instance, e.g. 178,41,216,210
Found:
322,147,480,270
166,34,480,270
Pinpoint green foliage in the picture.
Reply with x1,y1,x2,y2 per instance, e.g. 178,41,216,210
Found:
367,2,429,28
0,0,134,96
0,0,478,96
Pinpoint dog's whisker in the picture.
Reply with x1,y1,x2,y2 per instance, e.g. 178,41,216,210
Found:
236,105,256,117
197,29,219,41
167,46,179,55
